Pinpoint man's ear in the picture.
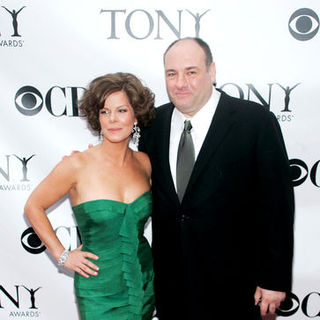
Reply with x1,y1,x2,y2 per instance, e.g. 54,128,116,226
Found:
209,62,216,84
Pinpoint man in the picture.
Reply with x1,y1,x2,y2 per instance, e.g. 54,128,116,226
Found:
139,38,294,320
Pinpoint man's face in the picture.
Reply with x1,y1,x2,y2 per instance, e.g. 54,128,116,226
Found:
164,39,215,117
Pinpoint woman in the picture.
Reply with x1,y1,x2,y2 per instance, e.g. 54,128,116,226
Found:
24,72,156,320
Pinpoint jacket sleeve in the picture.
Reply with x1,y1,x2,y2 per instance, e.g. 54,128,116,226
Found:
255,111,295,292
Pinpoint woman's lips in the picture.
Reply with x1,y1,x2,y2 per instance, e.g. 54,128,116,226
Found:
108,128,122,132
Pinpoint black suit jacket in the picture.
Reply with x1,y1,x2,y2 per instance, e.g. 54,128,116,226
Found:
139,91,294,320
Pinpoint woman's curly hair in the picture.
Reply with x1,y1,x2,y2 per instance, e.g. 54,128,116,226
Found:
79,72,155,135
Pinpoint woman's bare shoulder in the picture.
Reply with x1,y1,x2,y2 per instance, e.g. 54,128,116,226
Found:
133,151,151,174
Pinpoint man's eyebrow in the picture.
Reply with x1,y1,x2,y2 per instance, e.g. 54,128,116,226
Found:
165,66,198,72
185,66,198,70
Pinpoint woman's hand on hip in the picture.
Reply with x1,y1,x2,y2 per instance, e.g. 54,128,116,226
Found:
63,245,99,278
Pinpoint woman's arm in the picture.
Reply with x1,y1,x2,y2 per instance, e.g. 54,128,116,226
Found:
24,155,99,278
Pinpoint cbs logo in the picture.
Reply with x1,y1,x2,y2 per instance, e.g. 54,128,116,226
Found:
15,85,84,117
290,159,320,187
21,226,80,254
289,8,319,41
278,292,320,318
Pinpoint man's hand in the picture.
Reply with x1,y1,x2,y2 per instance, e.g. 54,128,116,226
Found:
62,144,93,160
254,286,286,315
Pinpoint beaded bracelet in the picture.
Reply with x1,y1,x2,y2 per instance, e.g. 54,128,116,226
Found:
57,249,69,266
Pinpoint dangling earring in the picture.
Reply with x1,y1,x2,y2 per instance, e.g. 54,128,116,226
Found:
99,130,103,141
132,123,140,146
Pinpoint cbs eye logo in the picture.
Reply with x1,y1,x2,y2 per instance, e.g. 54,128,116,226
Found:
277,292,320,318
290,159,320,187
15,86,43,116
14,85,84,117
21,227,46,254
289,8,319,41
277,292,300,317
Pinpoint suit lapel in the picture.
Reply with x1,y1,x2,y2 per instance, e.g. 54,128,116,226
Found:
186,93,237,194
156,105,180,206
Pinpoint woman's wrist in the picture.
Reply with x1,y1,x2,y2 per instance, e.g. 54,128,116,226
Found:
57,249,69,266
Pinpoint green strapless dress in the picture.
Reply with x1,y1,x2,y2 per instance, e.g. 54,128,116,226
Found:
72,191,154,320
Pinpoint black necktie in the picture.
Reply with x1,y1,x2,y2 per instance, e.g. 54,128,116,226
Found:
176,120,195,202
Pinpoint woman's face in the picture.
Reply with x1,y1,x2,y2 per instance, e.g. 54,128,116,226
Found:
99,91,137,144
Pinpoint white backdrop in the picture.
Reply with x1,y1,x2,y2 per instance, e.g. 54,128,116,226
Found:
0,0,319,319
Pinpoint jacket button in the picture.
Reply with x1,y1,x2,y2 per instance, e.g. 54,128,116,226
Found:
181,214,188,222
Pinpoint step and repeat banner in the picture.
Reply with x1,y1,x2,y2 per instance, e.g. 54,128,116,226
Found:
0,0,319,319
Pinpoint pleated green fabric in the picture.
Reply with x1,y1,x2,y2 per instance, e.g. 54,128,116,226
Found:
72,191,154,320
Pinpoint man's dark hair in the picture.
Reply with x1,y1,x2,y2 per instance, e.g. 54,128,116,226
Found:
163,37,213,68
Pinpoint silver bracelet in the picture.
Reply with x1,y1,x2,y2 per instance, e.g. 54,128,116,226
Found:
57,249,69,266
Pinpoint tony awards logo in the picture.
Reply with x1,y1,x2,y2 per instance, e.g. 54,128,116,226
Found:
13,154,35,182
0,6,26,47
0,154,35,191
276,83,300,112
100,9,210,40
1,6,25,37
218,82,301,122
0,284,42,317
